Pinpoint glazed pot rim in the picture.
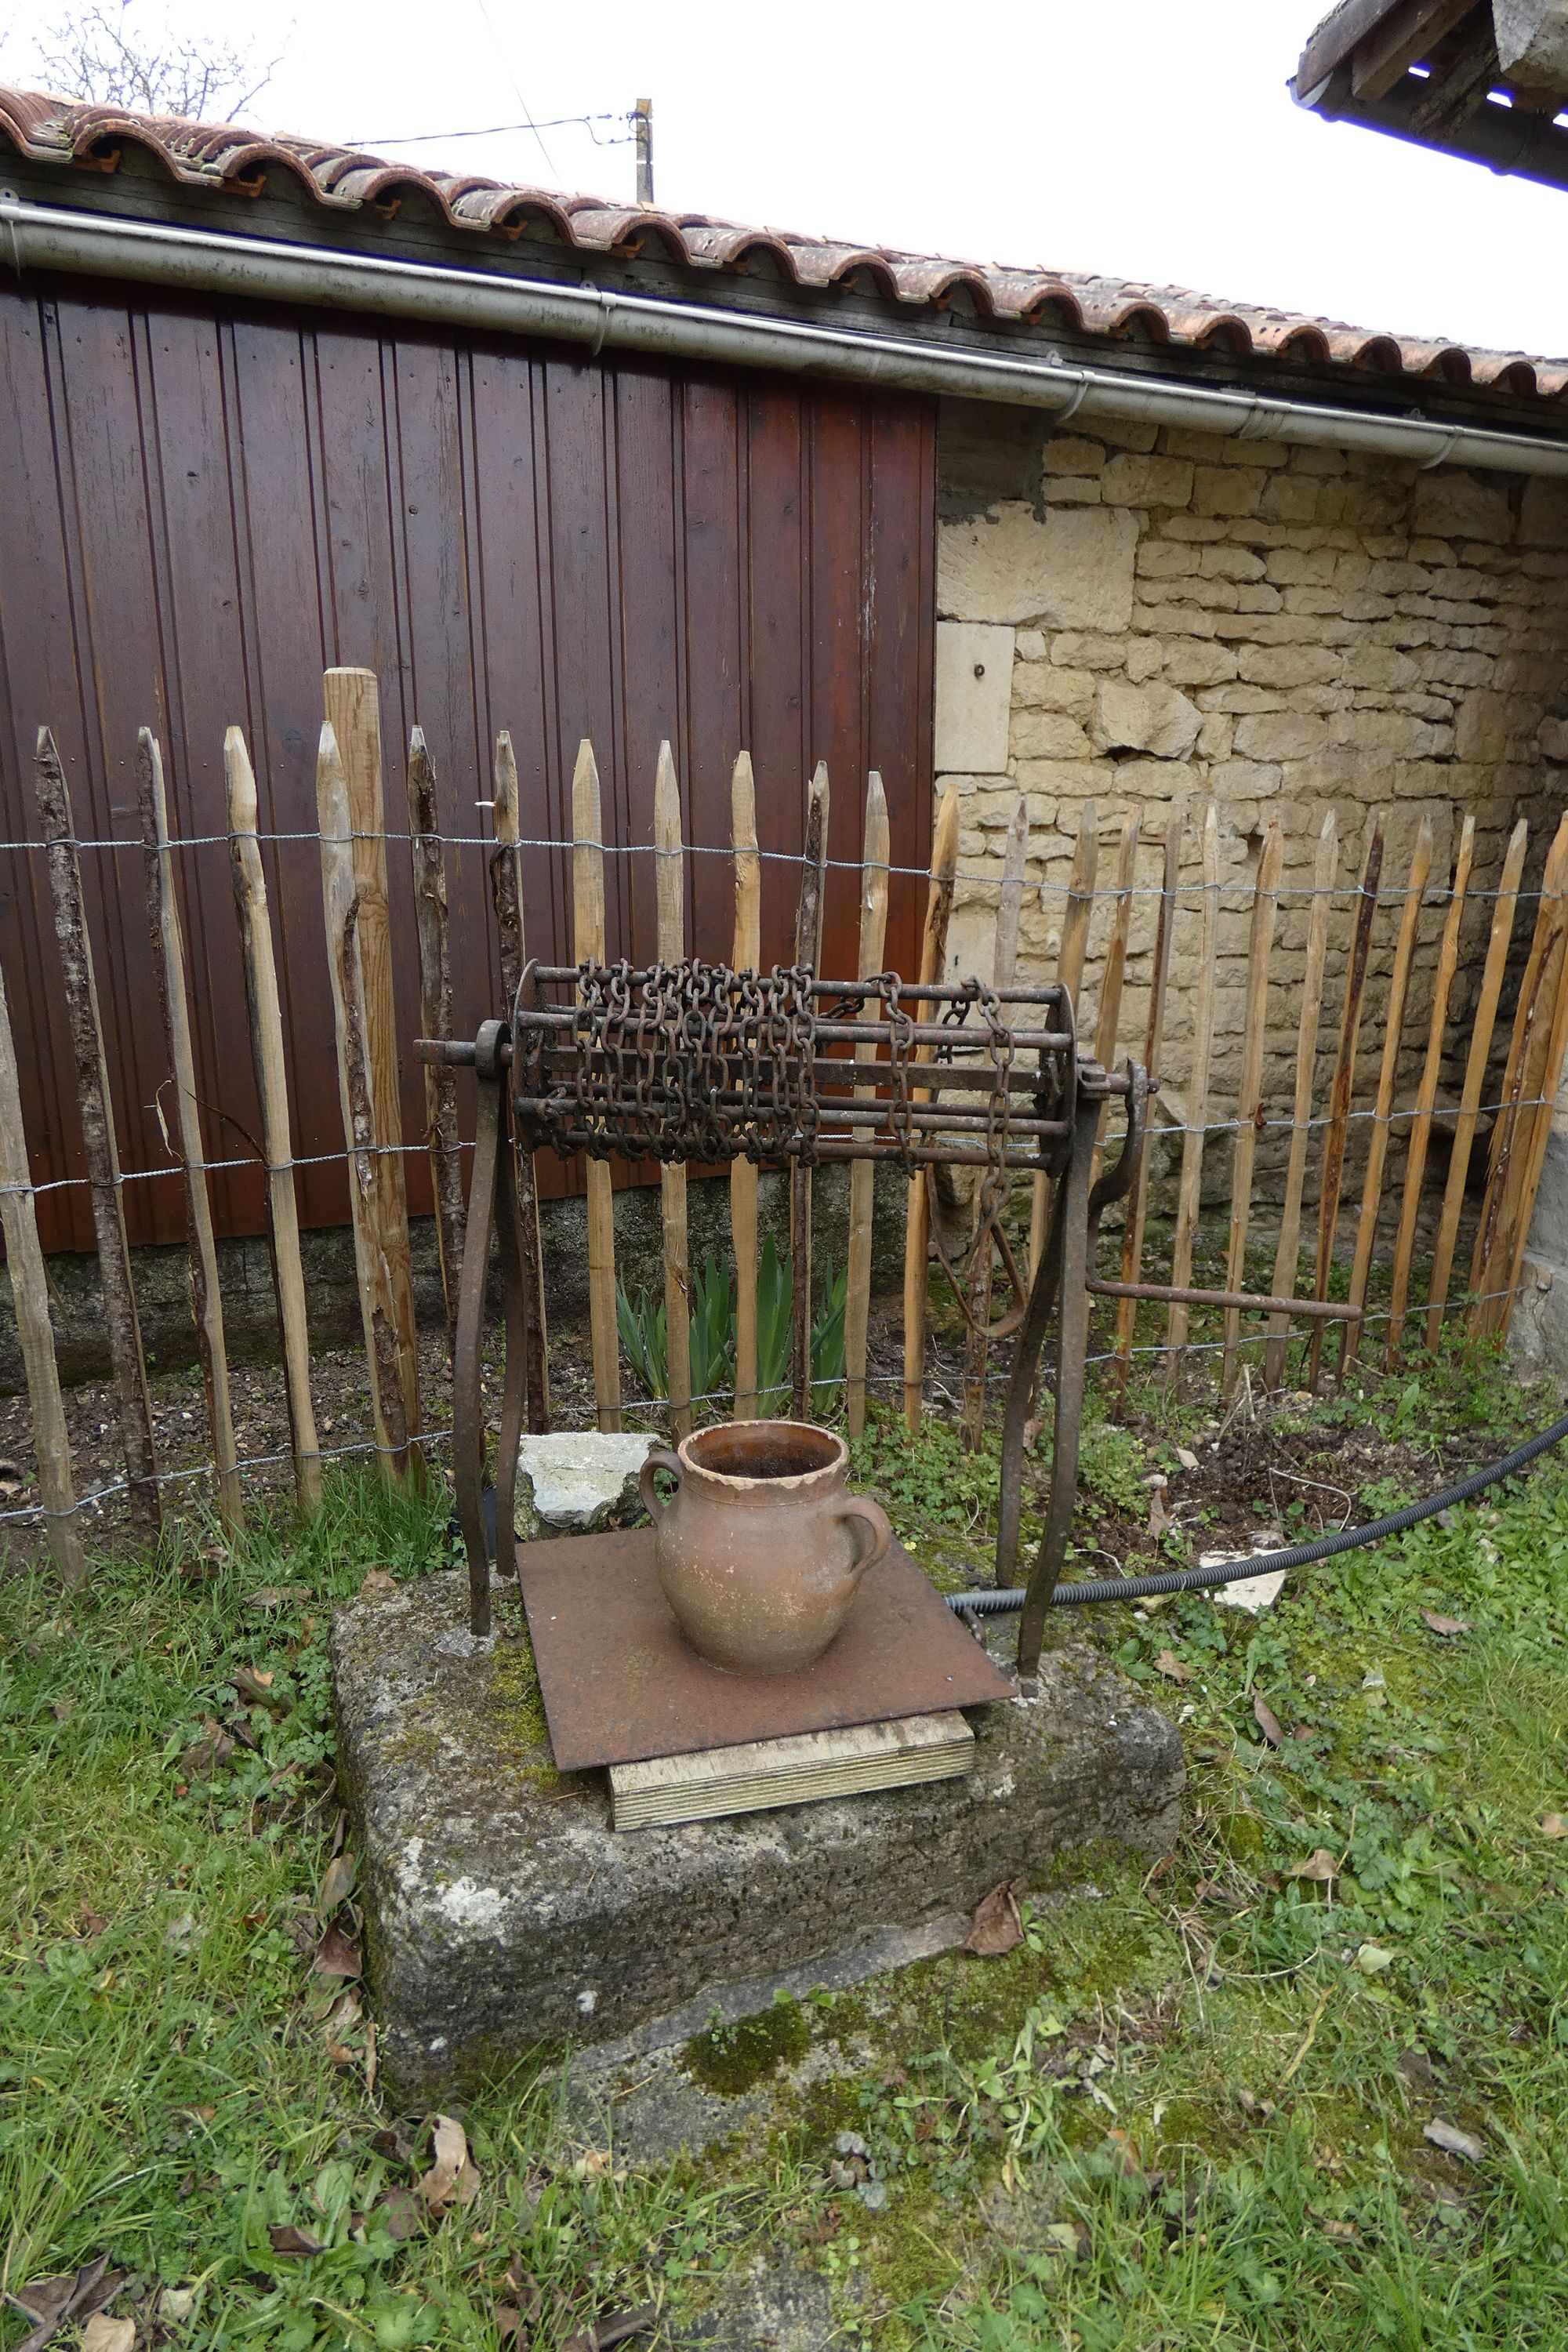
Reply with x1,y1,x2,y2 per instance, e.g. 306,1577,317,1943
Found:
676,1417,848,1491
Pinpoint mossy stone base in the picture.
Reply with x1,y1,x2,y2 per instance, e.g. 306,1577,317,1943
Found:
330,1569,1185,2104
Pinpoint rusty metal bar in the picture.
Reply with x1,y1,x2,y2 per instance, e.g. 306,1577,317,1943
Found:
1089,1276,1360,1322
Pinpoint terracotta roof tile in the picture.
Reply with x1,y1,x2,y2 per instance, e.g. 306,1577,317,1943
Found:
4,85,1566,401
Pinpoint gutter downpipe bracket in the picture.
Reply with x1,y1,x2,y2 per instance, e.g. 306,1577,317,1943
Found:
4,195,1568,478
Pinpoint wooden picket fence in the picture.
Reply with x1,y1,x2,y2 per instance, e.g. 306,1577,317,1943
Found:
4,662,1568,1588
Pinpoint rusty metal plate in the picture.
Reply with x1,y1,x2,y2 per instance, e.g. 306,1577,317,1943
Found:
515,1526,1014,1772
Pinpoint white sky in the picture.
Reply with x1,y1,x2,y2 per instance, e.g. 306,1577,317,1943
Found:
3,0,1567,359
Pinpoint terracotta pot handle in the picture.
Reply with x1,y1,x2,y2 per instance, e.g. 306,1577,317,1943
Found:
639,1447,683,1523
839,1494,892,1579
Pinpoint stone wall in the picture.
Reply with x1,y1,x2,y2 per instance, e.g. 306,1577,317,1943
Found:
934,400,1568,1217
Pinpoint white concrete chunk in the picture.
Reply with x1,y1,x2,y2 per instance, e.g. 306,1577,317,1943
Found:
517,1432,655,1534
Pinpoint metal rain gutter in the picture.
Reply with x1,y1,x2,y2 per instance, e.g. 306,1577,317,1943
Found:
5,192,1568,477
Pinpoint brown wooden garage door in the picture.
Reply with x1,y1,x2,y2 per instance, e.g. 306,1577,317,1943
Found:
0,275,935,1249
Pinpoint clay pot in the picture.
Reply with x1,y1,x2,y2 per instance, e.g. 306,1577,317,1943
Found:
639,1419,892,1676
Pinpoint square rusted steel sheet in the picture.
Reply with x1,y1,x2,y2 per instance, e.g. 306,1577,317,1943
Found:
515,1526,1014,1772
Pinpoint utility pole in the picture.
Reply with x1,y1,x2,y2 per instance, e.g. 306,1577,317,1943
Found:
634,97,654,204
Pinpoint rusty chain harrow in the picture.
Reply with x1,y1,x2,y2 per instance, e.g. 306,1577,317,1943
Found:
504,957,1122,1178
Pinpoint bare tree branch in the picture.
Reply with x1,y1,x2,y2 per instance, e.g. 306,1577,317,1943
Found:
31,2,281,121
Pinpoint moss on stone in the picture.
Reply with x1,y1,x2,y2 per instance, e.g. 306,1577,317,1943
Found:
684,1996,813,2095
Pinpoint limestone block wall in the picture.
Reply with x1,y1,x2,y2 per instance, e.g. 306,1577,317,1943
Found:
934,399,1568,1216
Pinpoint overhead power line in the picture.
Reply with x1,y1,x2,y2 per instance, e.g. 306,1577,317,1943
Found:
347,111,635,149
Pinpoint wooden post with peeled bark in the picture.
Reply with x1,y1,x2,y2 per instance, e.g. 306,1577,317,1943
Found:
960,792,1026,1449
655,742,692,1436
1163,798,1219,1381
573,739,622,1432
319,723,412,1483
730,754,762,1420
1306,814,1385,1392
33,728,160,1537
406,728,466,1361
137,728,241,1537
226,727,322,1515
902,784,960,1434
487,729,550,1428
845,771,891,1441
791,763,829,1420
0,957,86,1585
321,670,422,1461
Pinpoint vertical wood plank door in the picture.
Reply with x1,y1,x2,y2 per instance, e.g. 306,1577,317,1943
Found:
0,280,935,1247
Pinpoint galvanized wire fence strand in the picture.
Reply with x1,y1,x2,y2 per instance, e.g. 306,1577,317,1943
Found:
0,821,1547,904
0,1080,1554,1206
0,1276,1523,1534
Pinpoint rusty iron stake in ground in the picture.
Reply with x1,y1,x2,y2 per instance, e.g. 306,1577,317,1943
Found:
420,959,1355,1681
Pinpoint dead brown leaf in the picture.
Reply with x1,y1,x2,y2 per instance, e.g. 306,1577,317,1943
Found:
1420,1610,1472,1638
180,1718,236,1780
1286,1849,1339,1883
310,1920,361,1979
246,1584,310,1613
79,2318,135,2352
1252,1694,1285,1749
267,2224,326,2256
319,1850,358,1917
78,1908,109,1937
376,2187,423,2241
232,1666,292,1717
1541,1813,1568,1839
360,1568,397,1595
416,2115,477,2212
2,2257,122,2352
51,1696,75,1723
0,1459,23,1501
1147,1487,1172,1541
1154,1650,1194,1685
962,1877,1025,1957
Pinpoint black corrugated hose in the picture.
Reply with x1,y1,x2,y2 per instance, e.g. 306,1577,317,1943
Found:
946,1406,1568,1615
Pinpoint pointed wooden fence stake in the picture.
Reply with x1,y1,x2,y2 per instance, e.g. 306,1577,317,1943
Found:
321,670,422,1465
573,739,622,1432
1029,804,1098,1286
1112,799,1182,1405
1385,817,1475,1363
0,957,86,1584
1306,813,1385,1392
846,771,891,1443
406,728,466,1361
792,763,830,1419
1220,817,1283,1400
1089,808,1140,1191
1265,809,1337,1392
902,785,960,1435
960,793,1027,1449
227,728,321,1515
1472,812,1568,1337
1165,798,1220,1381
34,727,160,1536
138,728,241,1537
319,724,411,1483
730,754,762,1420
488,728,550,1429
1340,815,1432,1378
654,742,692,1436
1424,818,1526,1351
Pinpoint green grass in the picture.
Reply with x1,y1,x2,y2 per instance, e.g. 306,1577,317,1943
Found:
5,1341,1568,2347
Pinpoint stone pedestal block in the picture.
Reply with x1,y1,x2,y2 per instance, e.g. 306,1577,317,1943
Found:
331,1570,1185,2103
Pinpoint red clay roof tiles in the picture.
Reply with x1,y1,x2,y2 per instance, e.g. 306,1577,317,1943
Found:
3,85,1565,401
